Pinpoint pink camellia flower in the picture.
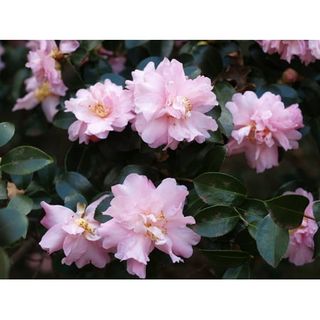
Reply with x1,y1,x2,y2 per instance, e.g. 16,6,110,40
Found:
0,44,4,71
65,79,134,144
98,173,201,279
26,40,79,81
226,91,303,173
258,40,315,65
39,197,110,268
285,188,318,266
13,76,67,122
13,40,79,122
126,58,218,150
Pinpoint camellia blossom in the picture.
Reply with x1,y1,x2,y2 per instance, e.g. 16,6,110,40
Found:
257,40,320,65
285,188,318,266
226,91,303,173
98,173,201,279
39,197,110,268
126,58,218,150
13,40,79,122
65,79,134,144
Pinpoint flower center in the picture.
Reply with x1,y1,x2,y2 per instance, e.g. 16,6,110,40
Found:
248,121,271,142
182,97,192,113
76,218,95,235
89,103,110,118
35,82,51,102
143,211,167,243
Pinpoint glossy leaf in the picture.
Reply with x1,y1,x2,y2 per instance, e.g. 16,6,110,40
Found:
194,206,240,237
53,111,77,130
256,215,289,268
266,194,309,229
0,122,15,147
8,195,33,216
194,172,246,206
0,208,28,246
1,146,54,175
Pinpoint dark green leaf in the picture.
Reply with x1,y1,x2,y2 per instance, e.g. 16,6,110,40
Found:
0,208,28,246
201,249,251,268
0,122,15,147
1,146,53,175
194,206,240,237
0,181,7,200
0,248,10,279
137,56,162,70
100,73,126,86
53,111,77,130
256,215,289,268
125,40,148,49
8,195,33,216
223,263,251,279
313,201,320,221
266,194,309,229
194,172,246,206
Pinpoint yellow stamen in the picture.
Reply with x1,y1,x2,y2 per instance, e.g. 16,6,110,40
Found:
77,218,94,234
89,103,110,118
35,82,51,102
182,97,192,113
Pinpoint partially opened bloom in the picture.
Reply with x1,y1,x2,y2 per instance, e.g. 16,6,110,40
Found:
39,196,110,268
257,40,317,65
285,188,318,266
13,40,79,121
65,79,134,144
226,91,303,173
126,58,218,150
99,174,201,278
13,76,67,122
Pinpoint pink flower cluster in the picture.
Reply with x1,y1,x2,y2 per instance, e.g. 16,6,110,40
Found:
226,91,303,173
285,188,318,266
258,40,320,65
39,174,201,278
65,58,218,150
13,40,79,122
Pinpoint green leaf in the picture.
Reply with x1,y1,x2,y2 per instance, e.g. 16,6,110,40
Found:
266,194,309,229
8,195,33,216
1,146,53,175
194,206,240,237
194,172,246,206
223,263,251,279
125,40,148,49
55,172,96,209
185,189,206,216
53,111,77,130
256,215,289,268
313,201,320,221
214,82,235,137
184,66,201,79
100,73,126,86
0,181,7,200
137,56,162,70
0,248,10,279
0,122,15,147
147,40,174,57
201,249,251,268
94,193,113,223
240,198,268,239
313,227,320,258
0,208,28,246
